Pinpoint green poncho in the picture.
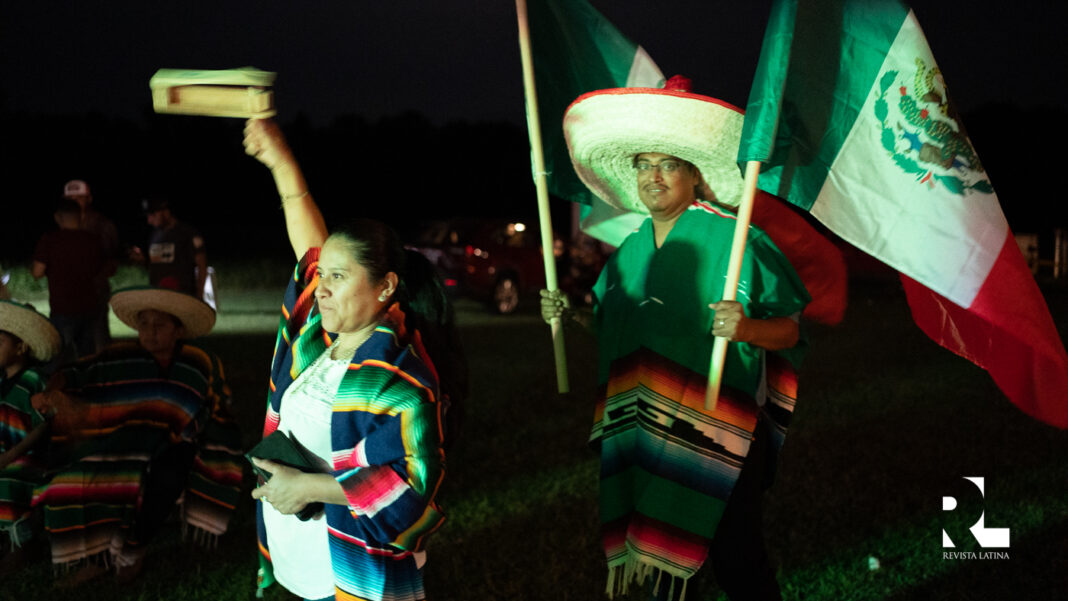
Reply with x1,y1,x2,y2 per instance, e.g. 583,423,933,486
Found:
591,201,810,598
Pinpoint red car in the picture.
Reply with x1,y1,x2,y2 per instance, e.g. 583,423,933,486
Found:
408,219,556,314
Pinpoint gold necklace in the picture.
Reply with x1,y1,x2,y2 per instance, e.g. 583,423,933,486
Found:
329,328,374,360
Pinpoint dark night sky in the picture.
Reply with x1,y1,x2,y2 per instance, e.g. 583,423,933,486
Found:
3,1,1066,125
2,1,1067,261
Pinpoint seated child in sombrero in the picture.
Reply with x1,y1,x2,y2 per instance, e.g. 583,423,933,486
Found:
0,300,60,570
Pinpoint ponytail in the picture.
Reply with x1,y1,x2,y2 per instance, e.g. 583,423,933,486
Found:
330,220,468,445
398,249,468,446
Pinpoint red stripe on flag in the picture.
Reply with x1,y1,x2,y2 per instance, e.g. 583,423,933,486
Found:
901,231,1068,428
751,191,848,326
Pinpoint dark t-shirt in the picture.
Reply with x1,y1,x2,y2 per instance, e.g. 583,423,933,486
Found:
33,229,105,315
147,220,204,295
81,208,120,263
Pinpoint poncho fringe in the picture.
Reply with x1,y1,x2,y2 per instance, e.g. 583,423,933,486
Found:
606,551,689,600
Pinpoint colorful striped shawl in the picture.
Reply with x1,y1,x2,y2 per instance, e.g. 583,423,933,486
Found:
31,342,242,565
257,248,445,601
591,204,809,597
0,368,47,537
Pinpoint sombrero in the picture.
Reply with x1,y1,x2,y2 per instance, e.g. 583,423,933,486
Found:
0,300,61,362
563,75,745,213
109,286,215,338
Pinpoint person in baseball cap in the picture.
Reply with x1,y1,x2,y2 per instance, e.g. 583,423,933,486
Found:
61,179,119,353
62,179,91,200
130,196,209,300
541,76,811,601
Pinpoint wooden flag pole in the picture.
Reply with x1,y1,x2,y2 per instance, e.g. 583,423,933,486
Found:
706,160,762,410
515,0,569,393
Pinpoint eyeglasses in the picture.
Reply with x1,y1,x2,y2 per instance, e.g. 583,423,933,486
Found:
634,159,685,174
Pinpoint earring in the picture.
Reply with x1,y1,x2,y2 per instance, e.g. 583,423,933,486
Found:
378,293,388,302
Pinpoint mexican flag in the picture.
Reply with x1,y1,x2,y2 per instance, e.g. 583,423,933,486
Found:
739,0,1068,428
526,0,663,246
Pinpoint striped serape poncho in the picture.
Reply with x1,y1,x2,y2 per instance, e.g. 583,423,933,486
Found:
0,367,48,548
31,341,242,566
256,248,446,601
591,202,809,598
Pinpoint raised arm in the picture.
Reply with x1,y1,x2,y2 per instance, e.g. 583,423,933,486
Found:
243,118,328,259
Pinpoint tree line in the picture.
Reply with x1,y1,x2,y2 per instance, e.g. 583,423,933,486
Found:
1,102,1062,264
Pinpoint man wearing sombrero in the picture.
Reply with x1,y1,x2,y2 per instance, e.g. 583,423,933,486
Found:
543,77,810,600
31,287,242,585
0,301,60,570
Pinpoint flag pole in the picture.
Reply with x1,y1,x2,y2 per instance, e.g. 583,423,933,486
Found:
706,160,762,410
516,0,569,393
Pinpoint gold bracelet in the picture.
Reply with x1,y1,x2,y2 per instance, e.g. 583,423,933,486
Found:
279,190,310,207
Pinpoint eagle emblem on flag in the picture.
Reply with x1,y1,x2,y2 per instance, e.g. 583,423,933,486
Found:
875,58,994,196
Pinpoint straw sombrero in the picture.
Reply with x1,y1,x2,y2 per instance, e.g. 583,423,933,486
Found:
109,286,215,338
0,300,61,362
563,75,745,214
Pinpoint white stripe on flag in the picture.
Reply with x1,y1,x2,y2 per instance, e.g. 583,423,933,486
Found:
625,45,664,88
581,44,664,247
810,11,1007,308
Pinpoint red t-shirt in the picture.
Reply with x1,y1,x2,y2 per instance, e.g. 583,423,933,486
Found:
32,229,104,315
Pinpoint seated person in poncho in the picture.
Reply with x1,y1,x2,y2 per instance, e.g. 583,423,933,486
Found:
241,118,464,601
541,77,810,601
0,301,60,570
31,287,242,583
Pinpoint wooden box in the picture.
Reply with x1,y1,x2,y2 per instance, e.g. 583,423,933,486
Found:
150,67,277,118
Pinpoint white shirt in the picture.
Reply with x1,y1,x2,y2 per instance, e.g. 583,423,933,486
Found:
262,349,349,599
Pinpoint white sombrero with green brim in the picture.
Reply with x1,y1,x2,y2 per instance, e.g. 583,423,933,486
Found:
109,286,216,338
563,75,745,214
0,300,61,362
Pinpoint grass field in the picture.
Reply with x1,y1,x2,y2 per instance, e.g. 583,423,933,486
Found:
3,269,1066,600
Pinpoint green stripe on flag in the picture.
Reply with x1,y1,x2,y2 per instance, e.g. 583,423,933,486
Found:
527,0,662,246
738,0,796,163
739,0,1009,309
740,0,909,210
528,0,647,206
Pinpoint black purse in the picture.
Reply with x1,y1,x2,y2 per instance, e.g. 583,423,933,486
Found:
246,430,326,521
